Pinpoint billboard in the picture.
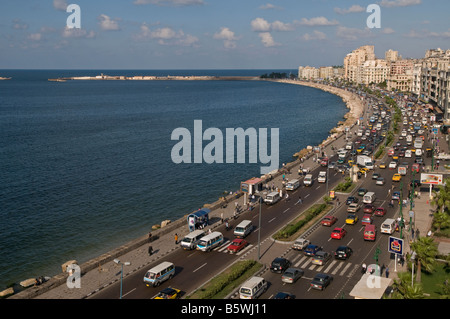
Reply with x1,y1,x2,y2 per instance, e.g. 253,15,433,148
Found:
420,173,443,185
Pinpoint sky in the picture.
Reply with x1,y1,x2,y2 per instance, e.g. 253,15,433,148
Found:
1,0,449,69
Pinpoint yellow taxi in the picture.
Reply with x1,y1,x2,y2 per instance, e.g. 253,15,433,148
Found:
392,173,402,182
379,162,386,169
359,168,370,174
345,214,359,225
153,287,181,299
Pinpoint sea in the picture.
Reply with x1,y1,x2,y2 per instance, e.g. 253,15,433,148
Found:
0,69,347,290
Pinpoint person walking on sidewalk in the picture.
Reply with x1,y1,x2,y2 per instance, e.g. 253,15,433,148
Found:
148,245,153,256
174,233,178,245
385,266,390,278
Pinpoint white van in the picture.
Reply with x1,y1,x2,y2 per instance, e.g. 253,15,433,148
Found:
415,148,422,156
264,192,281,205
405,150,412,158
180,230,205,250
196,232,224,252
304,174,313,186
239,276,268,299
381,218,397,234
285,179,300,191
143,261,175,287
234,220,253,238
363,192,376,204
318,171,327,183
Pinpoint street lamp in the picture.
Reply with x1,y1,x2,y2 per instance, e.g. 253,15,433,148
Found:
258,193,266,260
114,259,131,299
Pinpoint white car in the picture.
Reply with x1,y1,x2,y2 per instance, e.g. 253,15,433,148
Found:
389,161,397,169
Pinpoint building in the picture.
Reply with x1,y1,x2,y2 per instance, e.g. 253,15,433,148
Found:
386,59,414,92
385,49,399,63
298,66,319,80
356,59,389,85
344,45,376,83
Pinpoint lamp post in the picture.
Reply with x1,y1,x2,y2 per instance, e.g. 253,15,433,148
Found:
258,193,265,260
114,259,130,299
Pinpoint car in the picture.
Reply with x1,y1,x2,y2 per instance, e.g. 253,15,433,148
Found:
334,246,353,260
363,204,375,214
412,163,420,173
372,173,380,180
227,238,248,254
304,244,322,256
312,251,332,266
392,191,401,200
357,188,368,196
281,268,304,284
374,207,387,216
389,161,397,169
273,292,295,299
153,287,181,299
321,215,337,227
310,273,333,291
345,214,358,225
379,162,386,169
361,214,373,225
376,177,385,185
346,196,359,205
330,227,347,240
270,257,291,273
292,238,310,251
347,203,361,213
392,174,401,182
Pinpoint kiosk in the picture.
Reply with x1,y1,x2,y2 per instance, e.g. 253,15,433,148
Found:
187,208,210,232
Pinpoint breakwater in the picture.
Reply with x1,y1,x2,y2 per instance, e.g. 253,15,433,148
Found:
49,74,260,82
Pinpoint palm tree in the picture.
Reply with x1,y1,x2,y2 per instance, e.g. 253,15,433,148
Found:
433,211,450,233
410,237,438,283
390,272,425,299
431,178,450,214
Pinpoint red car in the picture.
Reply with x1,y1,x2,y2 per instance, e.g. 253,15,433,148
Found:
363,204,375,214
330,227,347,240
361,214,373,225
227,239,248,253
374,207,386,216
321,215,337,227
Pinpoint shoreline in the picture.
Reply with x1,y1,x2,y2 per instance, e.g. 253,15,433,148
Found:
6,79,365,298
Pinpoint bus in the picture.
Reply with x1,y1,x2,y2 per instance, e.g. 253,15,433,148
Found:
196,232,224,252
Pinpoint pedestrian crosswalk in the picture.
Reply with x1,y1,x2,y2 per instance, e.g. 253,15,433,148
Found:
212,239,255,256
292,254,359,278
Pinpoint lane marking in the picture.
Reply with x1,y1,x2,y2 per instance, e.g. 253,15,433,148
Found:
193,263,207,273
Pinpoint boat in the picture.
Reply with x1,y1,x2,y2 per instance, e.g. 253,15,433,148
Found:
0,77,12,80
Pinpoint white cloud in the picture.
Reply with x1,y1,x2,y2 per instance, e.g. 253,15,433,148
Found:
302,30,327,41
404,29,450,38
251,18,272,32
62,27,96,39
259,3,282,10
258,32,279,47
382,27,395,34
296,17,339,26
336,26,373,41
334,5,365,15
213,27,239,48
12,19,29,30
133,0,205,6
135,24,199,46
98,14,121,31
27,33,42,41
53,0,68,11
271,20,294,31
379,0,421,7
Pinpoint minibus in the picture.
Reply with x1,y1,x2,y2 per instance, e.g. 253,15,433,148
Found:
285,179,300,191
196,232,224,252
180,230,205,250
380,218,397,234
363,192,376,204
363,225,377,241
143,261,175,287
239,276,268,299
234,220,253,238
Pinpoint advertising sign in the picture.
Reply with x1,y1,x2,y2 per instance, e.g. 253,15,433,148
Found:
388,236,404,255
420,173,443,185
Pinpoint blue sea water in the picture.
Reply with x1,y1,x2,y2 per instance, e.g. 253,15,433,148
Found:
0,70,347,289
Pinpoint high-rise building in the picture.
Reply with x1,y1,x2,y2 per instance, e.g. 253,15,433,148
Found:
385,49,399,62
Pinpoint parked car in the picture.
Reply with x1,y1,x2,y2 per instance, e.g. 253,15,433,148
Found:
334,246,353,260
304,244,322,256
321,215,337,227
281,268,304,284
330,227,347,240
312,251,331,266
310,273,333,291
374,207,387,217
270,257,291,274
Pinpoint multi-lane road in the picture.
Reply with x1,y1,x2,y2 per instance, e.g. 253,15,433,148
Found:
90,96,431,300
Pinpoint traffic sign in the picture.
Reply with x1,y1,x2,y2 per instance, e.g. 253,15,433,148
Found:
388,236,404,255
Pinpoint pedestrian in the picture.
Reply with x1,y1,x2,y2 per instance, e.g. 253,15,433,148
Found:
148,245,153,256
221,212,224,224
385,266,390,278
285,193,289,201
148,232,152,243
411,227,415,240
361,263,367,274
174,233,178,245
297,196,302,205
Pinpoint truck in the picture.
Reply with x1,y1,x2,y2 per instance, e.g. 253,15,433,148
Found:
357,155,374,170
318,171,327,183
